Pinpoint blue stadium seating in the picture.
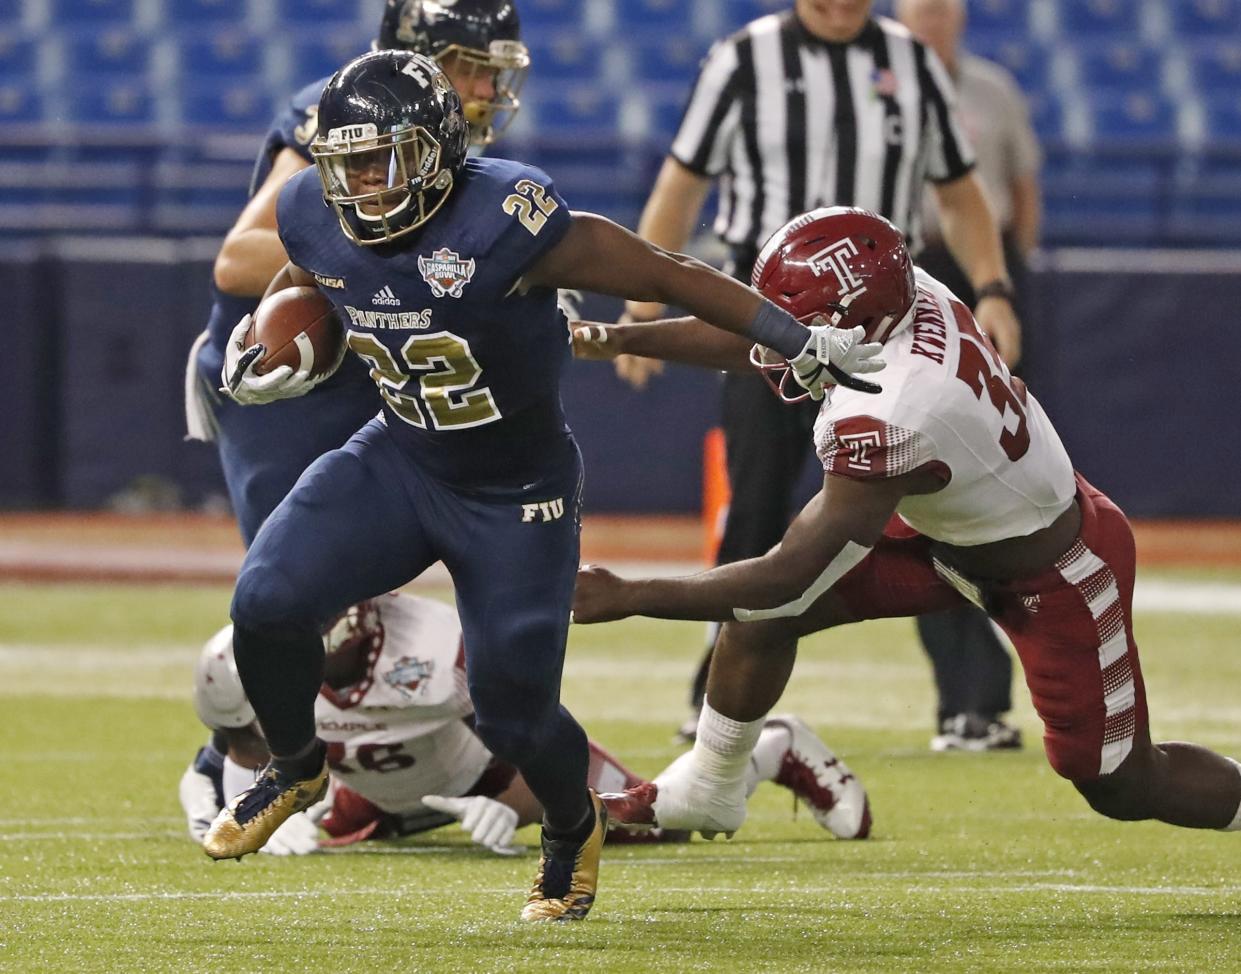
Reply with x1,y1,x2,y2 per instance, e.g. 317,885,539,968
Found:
628,32,707,86
1202,95,1241,147
519,0,585,33
286,31,371,90
1075,42,1164,92
63,28,154,80
965,0,1030,39
0,83,42,125
174,31,265,81
528,86,622,138
1172,0,1241,37
68,81,158,126
277,0,360,26
1189,41,1241,95
616,0,696,35
0,1,22,27
525,36,604,83
0,29,34,81
162,0,247,25
56,0,135,24
1024,90,1067,143
967,37,1050,92
180,82,274,129
1089,92,1178,151
1057,0,1141,37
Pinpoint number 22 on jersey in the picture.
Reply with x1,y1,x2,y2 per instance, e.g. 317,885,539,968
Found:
347,330,501,431
502,179,558,235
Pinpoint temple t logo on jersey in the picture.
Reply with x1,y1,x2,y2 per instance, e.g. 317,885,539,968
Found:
418,248,476,299
808,238,868,304
522,498,565,523
839,429,883,472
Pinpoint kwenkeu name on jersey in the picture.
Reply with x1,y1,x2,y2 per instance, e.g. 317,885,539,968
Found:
343,306,434,330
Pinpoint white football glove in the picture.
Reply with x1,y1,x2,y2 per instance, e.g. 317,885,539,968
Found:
220,314,329,405
422,794,522,856
178,762,221,843
787,322,885,400
260,811,321,856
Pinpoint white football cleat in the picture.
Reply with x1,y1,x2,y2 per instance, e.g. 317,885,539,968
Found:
649,750,748,837
767,714,871,839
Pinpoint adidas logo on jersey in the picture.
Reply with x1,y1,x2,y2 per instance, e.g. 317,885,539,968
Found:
372,285,401,307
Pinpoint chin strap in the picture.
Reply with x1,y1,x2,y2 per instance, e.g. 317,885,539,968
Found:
733,541,871,621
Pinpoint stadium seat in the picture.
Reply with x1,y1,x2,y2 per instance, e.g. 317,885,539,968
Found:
527,85,622,137
964,0,1030,38
1024,89,1067,143
174,30,264,81
0,0,22,27
54,0,135,24
162,0,247,25
0,29,34,82
1075,42,1163,92
1202,94,1241,147
1172,0,1241,38
615,0,695,35
285,31,370,90
0,83,43,125
520,0,585,33
1087,91,1177,149
722,0,788,33
968,37,1050,92
180,82,274,129
1189,41,1241,96
276,0,360,26
627,32,706,86
1056,0,1140,36
525,36,605,84
645,88,689,142
68,81,158,126
62,28,154,80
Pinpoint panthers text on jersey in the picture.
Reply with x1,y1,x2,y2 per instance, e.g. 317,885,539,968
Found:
276,156,575,490
315,592,491,820
813,268,1076,545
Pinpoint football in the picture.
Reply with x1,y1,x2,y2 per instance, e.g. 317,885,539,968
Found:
245,285,344,378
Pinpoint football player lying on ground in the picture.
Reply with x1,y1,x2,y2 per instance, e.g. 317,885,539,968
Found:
570,206,1241,840
179,591,871,855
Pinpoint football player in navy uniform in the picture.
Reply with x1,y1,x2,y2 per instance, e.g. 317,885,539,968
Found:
202,51,884,922
186,0,530,543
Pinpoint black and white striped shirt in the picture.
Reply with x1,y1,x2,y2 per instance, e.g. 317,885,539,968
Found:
671,13,975,254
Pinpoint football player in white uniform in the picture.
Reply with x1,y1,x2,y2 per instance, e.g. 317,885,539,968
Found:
571,206,1241,840
179,591,871,854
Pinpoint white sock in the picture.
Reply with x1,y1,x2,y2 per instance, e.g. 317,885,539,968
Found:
1219,758,1241,831
693,698,765,789
743,723,792,797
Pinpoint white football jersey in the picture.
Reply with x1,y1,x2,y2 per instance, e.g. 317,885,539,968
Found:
314,592,492,816
814,269,1076,545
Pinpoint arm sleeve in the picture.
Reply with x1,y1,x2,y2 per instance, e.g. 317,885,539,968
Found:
816,414,950,484
669,38,743,177
917,45,977,184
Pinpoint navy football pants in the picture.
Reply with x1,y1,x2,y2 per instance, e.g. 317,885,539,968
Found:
230,418,592,830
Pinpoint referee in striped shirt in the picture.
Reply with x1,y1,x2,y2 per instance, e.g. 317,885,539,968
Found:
620,0,1023,744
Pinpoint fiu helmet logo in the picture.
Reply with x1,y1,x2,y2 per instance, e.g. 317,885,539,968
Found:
384,655,434,699
808,238,868,304
418,247,476,298
521,498,565,523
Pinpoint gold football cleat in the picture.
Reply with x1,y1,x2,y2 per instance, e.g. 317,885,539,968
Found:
520,790,607,922
202,757,328,860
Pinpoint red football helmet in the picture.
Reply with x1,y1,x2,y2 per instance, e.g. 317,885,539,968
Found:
749,206,917,400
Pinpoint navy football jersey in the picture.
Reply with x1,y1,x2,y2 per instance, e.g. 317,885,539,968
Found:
202,77,330,368
276,156,576,488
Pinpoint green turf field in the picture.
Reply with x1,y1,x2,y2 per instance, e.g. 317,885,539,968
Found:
1,579,1239,973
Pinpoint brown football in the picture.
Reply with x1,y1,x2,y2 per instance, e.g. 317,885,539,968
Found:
246,286,344,378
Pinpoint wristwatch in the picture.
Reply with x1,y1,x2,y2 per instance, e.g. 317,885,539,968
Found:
975,279,1015,303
